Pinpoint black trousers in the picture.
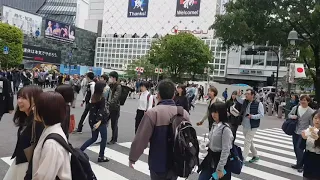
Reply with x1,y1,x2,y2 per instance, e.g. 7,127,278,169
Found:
150,170,178,180
110,109,120,142
135,109,145,133
230,123,239,144
77,103,91,132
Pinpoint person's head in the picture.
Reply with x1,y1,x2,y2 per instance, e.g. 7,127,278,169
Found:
86,72,94,81
73,74,78,79
34,92,66,126
55,85,74,104
209,102,228,124
100,74,108,82
109,71,118,83
91,81,106,103
176,84,186,96
208,86,218,99
245,89,255,101
140,81,150,92
230,91,237,100
299,95,311,108
13,85,43,126
157,79,175,101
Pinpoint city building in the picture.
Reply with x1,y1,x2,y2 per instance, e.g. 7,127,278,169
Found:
84,0,104,34
94,37,227,79
101,0,216,38
226,46,287,85
37,0,89,29
0,0,45,13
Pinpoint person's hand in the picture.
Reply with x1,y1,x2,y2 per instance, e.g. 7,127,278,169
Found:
227,112,230,116
9,110,13,114
311,131,319,140
247,114,252,119
217,170,224,179
93,121,101,130
196,121,203,126
291,115,298,119
129,161,135,169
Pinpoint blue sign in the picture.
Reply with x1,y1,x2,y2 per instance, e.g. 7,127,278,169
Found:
127,0,149,18
3,46,9,54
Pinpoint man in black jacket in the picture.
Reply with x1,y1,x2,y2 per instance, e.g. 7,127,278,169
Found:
0,76,14,121
107,71,122,144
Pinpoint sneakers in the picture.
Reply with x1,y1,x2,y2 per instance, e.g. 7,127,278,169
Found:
107,140,116,145
98,157,110,163
248,156,260,163
291,164,304,173
73,128,82,134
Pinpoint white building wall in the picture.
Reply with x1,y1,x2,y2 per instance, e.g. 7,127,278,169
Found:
76,0,89,29
102,0,217,37
84,0,104,33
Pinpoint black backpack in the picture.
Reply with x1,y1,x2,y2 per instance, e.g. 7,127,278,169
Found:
119,85,133,105
42,133,97,180
167,107,199,178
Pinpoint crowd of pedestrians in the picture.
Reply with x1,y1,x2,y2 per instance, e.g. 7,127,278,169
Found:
0,67,319,180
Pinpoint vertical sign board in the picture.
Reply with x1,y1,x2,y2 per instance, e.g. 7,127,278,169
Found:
127,0,149,17
176,0,201,17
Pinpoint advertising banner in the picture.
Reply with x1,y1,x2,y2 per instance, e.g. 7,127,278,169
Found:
23,44,61,64
127,0,149,18
44,19,76,42
1,6,42,36
176,0,201,17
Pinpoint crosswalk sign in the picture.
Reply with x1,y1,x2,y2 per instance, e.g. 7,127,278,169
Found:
3,46,9,55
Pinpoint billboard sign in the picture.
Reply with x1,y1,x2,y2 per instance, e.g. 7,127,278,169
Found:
176,0,201,17
44,19,76,42
1,6,42,36
23,44,61,64
127,0,149,18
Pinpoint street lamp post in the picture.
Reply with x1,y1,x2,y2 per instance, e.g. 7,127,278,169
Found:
68,44,77,75
285,29,299,118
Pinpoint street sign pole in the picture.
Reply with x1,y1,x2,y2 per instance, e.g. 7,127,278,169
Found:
3,46,9,68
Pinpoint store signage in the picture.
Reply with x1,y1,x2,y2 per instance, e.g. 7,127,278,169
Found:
176,0,201,17
23,45,61,64
239,69,263,75
127,0,149,18
171,26,209,35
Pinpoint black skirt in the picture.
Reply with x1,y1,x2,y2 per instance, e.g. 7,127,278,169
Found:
303,150,320,179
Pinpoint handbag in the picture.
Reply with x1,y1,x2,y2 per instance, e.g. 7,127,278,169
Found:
282,105,299,135
23,121,36,162
221,126,243,174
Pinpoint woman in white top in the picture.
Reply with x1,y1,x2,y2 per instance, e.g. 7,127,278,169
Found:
135,81,153,133
32,91,71,180
301,110,320,180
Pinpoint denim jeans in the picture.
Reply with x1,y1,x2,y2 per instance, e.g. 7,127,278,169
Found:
198,168,231,180
292,133,304,167
80,124,107,157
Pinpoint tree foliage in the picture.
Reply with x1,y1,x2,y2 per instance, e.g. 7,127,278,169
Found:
125,56,157,79
148,33,212,82
0,23,24,68
212,0,320,102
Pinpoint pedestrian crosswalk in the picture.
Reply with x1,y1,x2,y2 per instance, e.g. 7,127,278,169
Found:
0,128,302,180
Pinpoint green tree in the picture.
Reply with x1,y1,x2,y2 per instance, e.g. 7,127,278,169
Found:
0,23,23,68
125,56,157,79
148,33,212,83
212,0,320,102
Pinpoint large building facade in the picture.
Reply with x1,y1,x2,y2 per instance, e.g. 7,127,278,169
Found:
0,0,45,13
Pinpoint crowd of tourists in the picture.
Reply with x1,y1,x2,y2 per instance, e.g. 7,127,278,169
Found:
0,68,319,180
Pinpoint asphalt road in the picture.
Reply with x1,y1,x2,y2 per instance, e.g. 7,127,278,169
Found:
0,91,296,180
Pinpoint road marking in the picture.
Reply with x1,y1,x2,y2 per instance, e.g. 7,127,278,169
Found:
235,133,293,150
236,131,292,145
258,129,291,137
255,131,292,141
89,161,128,180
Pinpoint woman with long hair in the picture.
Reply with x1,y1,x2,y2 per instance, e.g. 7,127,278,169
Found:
174,84,189,113
226,91,242,143
4,85,43,180
32,91,71,179
198,102,233,180
55,84,75,139
197,86,223,131
80,81,109,162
